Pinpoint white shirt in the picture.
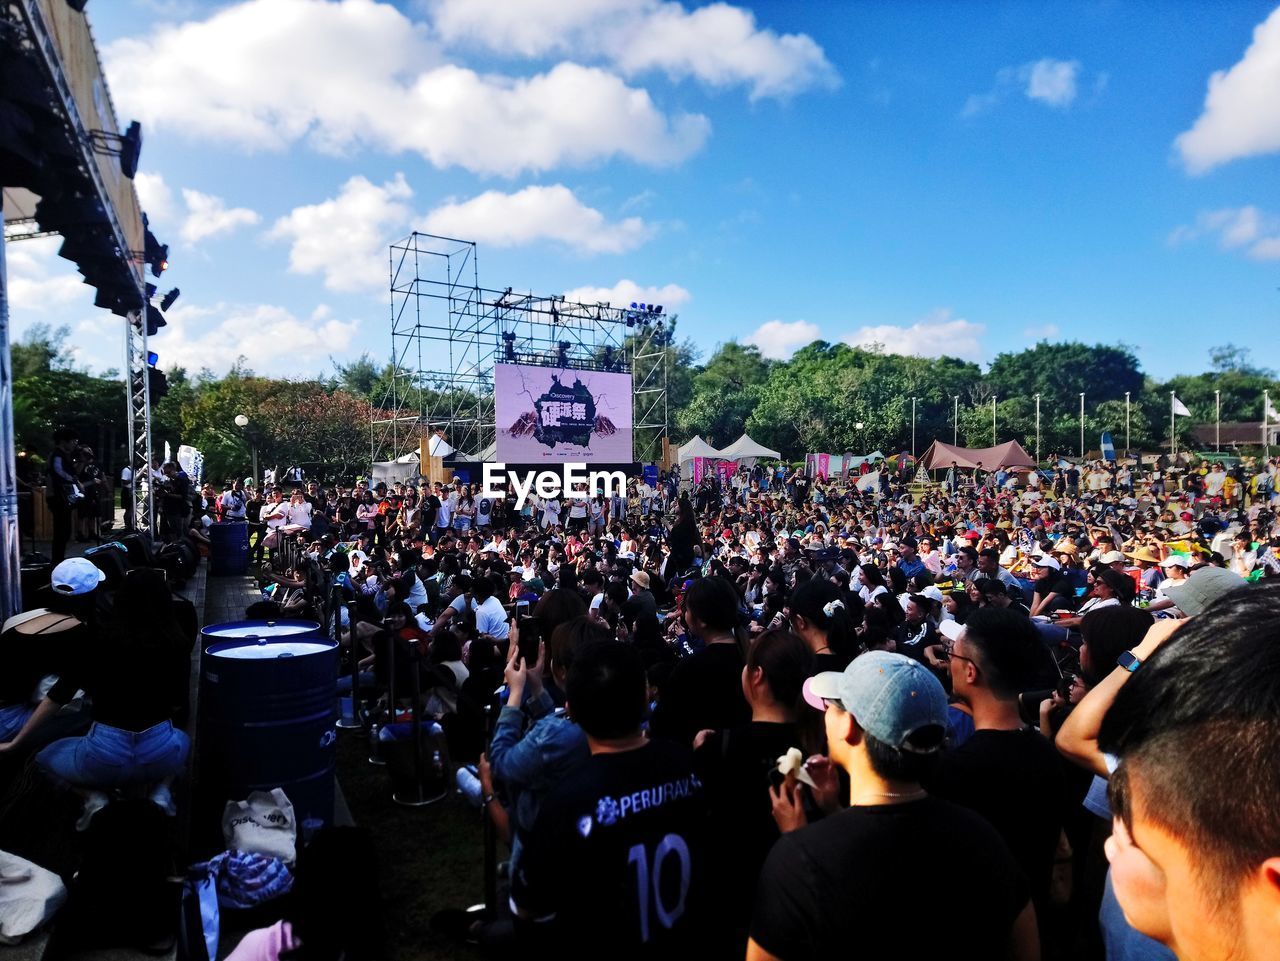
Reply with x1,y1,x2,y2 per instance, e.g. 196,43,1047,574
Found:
285,501,313,529
448,594,510,638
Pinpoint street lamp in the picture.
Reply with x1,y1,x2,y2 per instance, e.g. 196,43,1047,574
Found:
1215,389,1221,452
991,395,997,446
235,414,258,488
953,396,959,446
1124,391,1131,456
1079,393,1085,459
911,397,918,457
1034,393,1041,465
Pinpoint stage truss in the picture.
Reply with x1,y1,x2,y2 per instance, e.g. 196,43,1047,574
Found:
372,232,670,466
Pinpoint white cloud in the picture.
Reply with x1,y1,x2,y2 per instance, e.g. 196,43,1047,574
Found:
428,0,838,100
1024,58,1080,107
105,0,709,177
745,319,820,360
841,309,985,361
1176,7,1280,174
560,279,691,311
963,57,1086,116
5,236,86,312
1167,205,1280,261
423,185,653,254
180,189,261,245
134,171,177,224
153,301,360,375
268,173,414,292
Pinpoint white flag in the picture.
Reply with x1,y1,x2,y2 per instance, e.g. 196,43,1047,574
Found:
1171,396,1191,418
1266,395,1279,423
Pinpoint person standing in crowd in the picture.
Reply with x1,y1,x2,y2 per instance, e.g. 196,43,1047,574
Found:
47,427,79,563
750,651,1038,960
512,641,709,959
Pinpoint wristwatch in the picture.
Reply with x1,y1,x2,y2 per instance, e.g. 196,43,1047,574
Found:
482,793,497,806
1117,651,1142,673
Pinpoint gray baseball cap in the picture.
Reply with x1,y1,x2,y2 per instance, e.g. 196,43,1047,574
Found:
803,651,949,753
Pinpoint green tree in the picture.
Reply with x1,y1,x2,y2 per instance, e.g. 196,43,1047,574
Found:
675,341,771,446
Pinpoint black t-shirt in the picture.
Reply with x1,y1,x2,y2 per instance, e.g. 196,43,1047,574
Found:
751,797,1029,960
694,721,801,959
648,643,750,745
513,740,709,961
1032,576,1073,611
924,728,1067,909
893,618,939,662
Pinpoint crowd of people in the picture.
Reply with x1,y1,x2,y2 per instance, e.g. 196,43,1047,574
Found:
7,444,1280,959
226,450,1277,960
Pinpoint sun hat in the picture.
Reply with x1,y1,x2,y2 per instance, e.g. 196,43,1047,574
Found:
51,558,105,595
1160,566,1249,616
630,570,651,590
1126,546,1162,565
802,651,948,753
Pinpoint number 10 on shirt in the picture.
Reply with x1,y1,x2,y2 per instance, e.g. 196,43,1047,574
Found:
626,833,692,943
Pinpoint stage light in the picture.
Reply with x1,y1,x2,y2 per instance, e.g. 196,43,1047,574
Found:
147,351,159,366
147,366,168,403
119,121,141,179
143,223,169,276
145,303,167,336
160,287,180,311
145,282,157,299
654,305,663,315
630,302,638,309
66,0,89,11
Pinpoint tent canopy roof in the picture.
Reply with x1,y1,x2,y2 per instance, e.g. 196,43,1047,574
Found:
920,439,1037,471
676,435,725,462
719,434,781,461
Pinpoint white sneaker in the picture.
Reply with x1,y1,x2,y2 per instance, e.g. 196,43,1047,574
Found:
75,790,110,832
149,783,177,816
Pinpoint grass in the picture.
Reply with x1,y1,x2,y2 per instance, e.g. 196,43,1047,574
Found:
335,732,487,960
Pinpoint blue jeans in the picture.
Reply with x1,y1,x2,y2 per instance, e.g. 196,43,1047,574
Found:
37,720,189,789
0,703,34,741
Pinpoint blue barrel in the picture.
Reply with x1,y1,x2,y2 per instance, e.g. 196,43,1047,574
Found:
209,521,250,576
199,620,337,834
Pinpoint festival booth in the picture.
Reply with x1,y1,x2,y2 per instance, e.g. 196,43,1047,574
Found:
805,451,885,480
718,434,780,467
919,440,1037,472
677,436,726,483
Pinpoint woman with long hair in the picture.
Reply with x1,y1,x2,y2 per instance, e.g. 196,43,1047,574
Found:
786,577,863,673
648,575,750,745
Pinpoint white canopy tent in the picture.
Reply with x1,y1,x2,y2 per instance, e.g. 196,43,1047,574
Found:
719,434,781,463
676,435,726,463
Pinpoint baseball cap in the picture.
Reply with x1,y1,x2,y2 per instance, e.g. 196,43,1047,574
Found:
920,585,945,603
1032,555,1061,571
1098,550,1126,565
1160,566,1249,616
962,530,982,541
51,558,105,595
803,651,948,753
1158,554,1190,569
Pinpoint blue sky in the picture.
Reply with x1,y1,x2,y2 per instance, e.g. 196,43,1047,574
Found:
9,0,1280,381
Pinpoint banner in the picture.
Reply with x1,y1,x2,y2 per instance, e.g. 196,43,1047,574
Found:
716,460,736,485
1100,432,1116,462
816,453,830,479
642,465,659,487
692,457,705,485
495,363,633,463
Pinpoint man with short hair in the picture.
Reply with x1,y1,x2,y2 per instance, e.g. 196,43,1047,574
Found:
1059,586,1280,961
930,609,1066,922
749,651,1038,960
513,642,709,959
977,547,1022,592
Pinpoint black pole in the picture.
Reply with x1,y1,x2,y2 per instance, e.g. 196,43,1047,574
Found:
336,592,361,730
482,701,497,912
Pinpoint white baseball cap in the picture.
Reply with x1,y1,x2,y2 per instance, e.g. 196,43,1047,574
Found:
1032,555,1061,571
51,558,105,595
